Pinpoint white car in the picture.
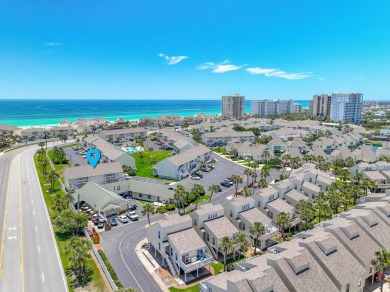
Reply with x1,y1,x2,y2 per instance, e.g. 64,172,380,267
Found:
191,175,200,180
118,215,129,223
126,210,139,221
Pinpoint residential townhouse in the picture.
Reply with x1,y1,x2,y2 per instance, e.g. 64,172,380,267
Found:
64,161,124,190
153,145,212,180
98,127,147,142
201,200,390,292
267,136,287,153
352,145,376,163
146,214,213,282
228,141,273,163
297,228,366,292
81,136,135,168
157,129,195,148
0,124,20,136
202,130,255,146
224,197,279,249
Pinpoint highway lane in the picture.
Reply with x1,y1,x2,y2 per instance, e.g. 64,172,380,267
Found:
0,147,68,292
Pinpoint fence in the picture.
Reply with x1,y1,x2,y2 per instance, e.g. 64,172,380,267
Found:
45,145,118,291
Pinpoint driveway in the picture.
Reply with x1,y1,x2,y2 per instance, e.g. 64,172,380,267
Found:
63,147,88,166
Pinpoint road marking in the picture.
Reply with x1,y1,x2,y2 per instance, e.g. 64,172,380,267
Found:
119,227,146,292
41,272,44,282
35,226,37,232
38,245,40,253
0,161,12,279
18,156,25,292
7,236,17,240
31,199,33,203
33,211,35,216
8,227,17,230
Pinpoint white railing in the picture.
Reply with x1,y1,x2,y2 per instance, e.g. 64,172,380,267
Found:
179,252,213,273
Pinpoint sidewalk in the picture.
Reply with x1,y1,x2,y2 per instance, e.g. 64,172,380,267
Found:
213,151,264,170
135,239,170,292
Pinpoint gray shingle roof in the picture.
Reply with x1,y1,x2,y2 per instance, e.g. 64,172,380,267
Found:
239,207,271,225
204,217,239,239
65,162,123,180
167,228,206,253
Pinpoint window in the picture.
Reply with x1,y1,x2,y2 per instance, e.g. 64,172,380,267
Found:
230,210,233,217
194,219,197,226
242,223,246,231
241,204,250,211
346,284,350,292
158,231,160,239
212,237,216,246
258,201,262,208
207,213,218,220
158,243,161,251
309,178,313,183
175,253,178,261
268,195,275,202
139,193,143,198
170,248,173,256
207,234,209,241
148,195,152,200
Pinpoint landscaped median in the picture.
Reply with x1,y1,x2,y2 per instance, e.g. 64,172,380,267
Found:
33,152,108,292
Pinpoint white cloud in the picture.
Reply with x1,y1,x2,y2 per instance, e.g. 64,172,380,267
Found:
246,66,313,80
158,53,188,65
319,77,325,81
44,42,63,47
197,60,245,73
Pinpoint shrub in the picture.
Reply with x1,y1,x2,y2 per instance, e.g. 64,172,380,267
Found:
185,208,195,214
166,204,176,211
187,193,196,202
156,206,167,214
128,169,136,176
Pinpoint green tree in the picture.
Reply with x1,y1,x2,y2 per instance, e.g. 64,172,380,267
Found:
260,168,270,180
257,178,268,189
218,236,233,272
276,212,290,241
142,203,155,226
67,237,92,280
174,185,187,214
52,193,69,214
55,209,87,235
244,168,252,187
296,200,314,230
208,184,219,203
47,170,59,193
231,174,243,196
242,186,252,197
192,183,205,210
371,249,390,292
234,233,250,261
249,222,265,254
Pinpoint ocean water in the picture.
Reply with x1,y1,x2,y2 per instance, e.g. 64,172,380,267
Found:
0,99,310,127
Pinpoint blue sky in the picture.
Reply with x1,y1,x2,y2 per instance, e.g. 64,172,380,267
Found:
0,0,389,100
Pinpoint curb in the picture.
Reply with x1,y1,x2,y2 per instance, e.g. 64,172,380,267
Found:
135,239,170,292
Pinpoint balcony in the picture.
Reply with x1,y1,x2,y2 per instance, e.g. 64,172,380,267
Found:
179,252,213,273
290,215,301,227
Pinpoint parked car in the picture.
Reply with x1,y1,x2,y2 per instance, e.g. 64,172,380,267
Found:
216,185,222,192
126,210,139,221
194,172,203,178
154,201,165,207
191,175,200,180
221,181,230,187
109,217,118,226
128,204,137,210
202,167,211,172
118,215,129,223
97,222,104,229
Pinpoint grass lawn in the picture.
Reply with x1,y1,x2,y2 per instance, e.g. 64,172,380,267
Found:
211,262,224,275
34,154,108,292
47,147,71,183
169,284,200,292
131,150,171,179
194,195,211,204
98,251,123,288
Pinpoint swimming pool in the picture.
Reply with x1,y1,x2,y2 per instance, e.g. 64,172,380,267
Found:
123,146,142,154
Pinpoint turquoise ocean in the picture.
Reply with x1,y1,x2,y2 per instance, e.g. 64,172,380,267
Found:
0,99,310,127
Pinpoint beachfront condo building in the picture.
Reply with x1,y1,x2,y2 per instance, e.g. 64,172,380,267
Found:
222,94,245,119
330,92,363,124
293,103,303,113
251,99,293,116
309,94,332,118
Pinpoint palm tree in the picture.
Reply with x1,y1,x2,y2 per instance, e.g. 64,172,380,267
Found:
261,150,270,164
290,157,301,169
148,147,154,162
242,186,252,197
234,233,250,261
339,168,350,182
296,200,314,230
276,212,290,241
231,174,243,196
218,236,233,271
47,171,59,193
244,168,252,187
327,189,342,215
257,179,268,189
260,168,270,181
174,185,187,214
142,203,155,226
52,193,68,213
314,192,329,222
250,170,258,186
354,173,363,185
208,184,219,203
249,222,265,254
371,249,390,292
281,154,291,176
192,183,205,210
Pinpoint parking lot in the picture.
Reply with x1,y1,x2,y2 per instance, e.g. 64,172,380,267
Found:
64,146,88,166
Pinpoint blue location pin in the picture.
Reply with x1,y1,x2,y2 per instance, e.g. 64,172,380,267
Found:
86,149,101,168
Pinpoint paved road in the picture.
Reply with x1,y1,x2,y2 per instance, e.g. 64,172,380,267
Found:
0,146,68,292
101,214,164,291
